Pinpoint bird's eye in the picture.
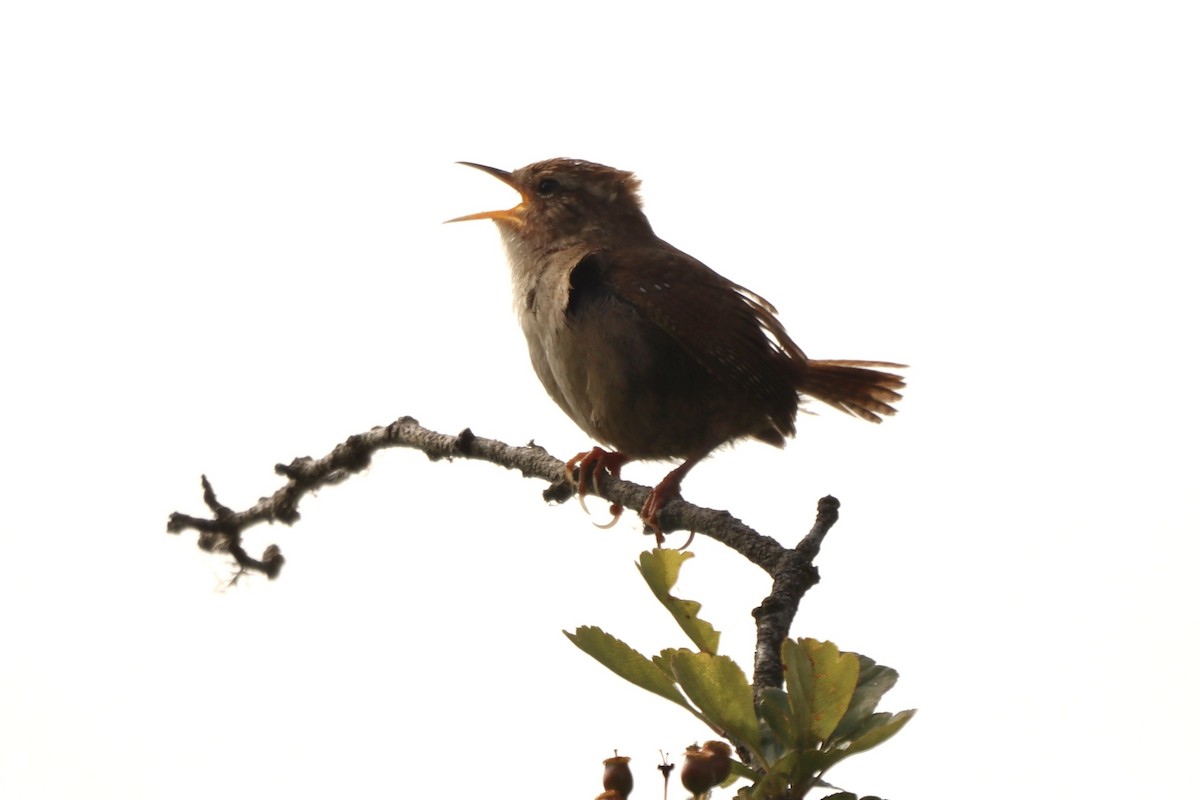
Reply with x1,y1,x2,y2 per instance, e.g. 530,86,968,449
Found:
536,178,560,195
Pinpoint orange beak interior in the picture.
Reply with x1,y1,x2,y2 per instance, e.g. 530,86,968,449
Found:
446,162,527,224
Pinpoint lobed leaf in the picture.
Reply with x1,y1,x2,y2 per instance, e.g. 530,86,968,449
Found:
831,655,899,742
804,639,860,742
839,709,916,758
782,639,814,750
564,626,691,709
637,549,720,654
757,686,798,756
669,650,761,750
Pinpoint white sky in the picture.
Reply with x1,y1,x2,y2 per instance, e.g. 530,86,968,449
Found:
2,2,1197,798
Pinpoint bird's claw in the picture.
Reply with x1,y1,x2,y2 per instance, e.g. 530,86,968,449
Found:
592,503,624,529
640,488,673,546
566,447,629,527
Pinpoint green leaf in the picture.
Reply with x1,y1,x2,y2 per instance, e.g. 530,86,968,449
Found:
757,687,797,758
637,549,720,654
781,639,814,750
804,639,860,742
838,709,916,758
669,650,761,750
830,655,899,742
728,759,758,782
747,756,790,800
765,747,800,779
763,748,828,795
564,626,691,709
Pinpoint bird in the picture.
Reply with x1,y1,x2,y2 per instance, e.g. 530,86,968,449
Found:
448,158,904,541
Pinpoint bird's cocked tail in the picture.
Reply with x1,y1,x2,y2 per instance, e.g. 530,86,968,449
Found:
802,360,906,423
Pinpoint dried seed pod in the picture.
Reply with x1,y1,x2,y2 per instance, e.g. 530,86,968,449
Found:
680,745,716,796
680,741,734,797
700,742,731,785
602,754,634,799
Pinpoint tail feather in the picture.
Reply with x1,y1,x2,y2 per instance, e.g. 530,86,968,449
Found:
802,359,906,423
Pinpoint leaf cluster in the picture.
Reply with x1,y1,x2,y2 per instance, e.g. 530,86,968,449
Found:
565,550,913,800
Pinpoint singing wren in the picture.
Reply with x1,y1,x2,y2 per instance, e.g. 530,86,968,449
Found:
449,158,904,540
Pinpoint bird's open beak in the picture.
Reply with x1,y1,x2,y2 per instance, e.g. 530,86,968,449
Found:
445,162,526,224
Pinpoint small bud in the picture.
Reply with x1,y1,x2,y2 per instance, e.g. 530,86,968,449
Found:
602,754,633,799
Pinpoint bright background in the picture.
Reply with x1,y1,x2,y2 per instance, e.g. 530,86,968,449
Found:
2,2,1197,798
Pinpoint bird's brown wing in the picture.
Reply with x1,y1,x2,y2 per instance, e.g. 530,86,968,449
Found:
567,243,804,440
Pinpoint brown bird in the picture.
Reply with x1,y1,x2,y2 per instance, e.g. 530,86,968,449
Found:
449,158,904,540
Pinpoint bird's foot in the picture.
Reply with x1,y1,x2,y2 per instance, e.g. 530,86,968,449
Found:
641,461,700,547
641,479,682,546
565,447,629,527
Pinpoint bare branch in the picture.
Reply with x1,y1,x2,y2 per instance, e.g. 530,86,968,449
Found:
167,416,790,578
168,417,846,730
750,496,840,699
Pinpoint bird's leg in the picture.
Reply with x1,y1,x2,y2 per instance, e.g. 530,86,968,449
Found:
641,458,701,546
565,447,630,527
